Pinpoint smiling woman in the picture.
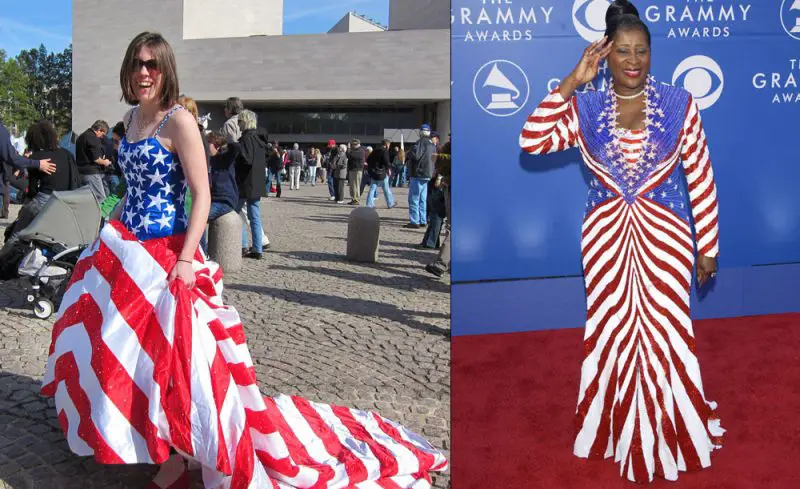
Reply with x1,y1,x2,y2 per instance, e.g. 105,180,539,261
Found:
519,0,723,483
39,30,447,489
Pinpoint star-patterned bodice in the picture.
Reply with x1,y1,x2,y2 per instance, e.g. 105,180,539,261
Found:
118,136,188,241
583,124,690,223
573,84,693,223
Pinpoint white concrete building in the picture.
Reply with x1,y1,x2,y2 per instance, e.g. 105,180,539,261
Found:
328,12,386,34
73,0,450,146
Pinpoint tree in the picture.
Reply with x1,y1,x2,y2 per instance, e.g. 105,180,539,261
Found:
16,44,72,136
0,49,39,133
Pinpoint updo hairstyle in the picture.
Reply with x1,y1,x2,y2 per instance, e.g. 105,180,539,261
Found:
604,0,651,46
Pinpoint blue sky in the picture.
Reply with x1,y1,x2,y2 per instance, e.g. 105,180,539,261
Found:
283,0,389,35
0,1,388,57
0,0,72,56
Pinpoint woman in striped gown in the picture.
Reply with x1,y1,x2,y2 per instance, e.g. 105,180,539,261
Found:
519,0,723,483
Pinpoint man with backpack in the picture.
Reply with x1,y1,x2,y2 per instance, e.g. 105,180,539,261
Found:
405,123,436,229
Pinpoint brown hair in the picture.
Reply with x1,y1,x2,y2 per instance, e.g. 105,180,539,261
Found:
120,32,179,108
90,120,110,133
112,121,126,139
25,120,59,152
207,131,227,149
178,94,199,120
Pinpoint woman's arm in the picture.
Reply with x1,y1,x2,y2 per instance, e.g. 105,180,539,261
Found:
681,96,720,259
520,39,612,156
171,110,211,266
518,89,580,155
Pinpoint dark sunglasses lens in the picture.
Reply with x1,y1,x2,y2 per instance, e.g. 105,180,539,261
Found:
135,59,159,71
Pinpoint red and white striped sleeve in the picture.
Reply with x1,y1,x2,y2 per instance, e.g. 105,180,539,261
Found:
680,96,719,258
519,89,579,154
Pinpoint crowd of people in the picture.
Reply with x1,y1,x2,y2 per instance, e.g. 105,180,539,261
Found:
0,94,451,278
3,31,448,489
211,97,452,277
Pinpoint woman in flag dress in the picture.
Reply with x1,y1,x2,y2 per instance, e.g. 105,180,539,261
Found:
519,0,723,483
40,32,446,489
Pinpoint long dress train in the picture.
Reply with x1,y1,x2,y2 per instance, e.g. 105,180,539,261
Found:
40,105,447,489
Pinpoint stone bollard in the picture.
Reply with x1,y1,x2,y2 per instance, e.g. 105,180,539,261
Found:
346,207,380,263
208,211,242,273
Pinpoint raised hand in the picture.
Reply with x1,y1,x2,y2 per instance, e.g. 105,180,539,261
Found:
560,37,614,99
574,37,614,85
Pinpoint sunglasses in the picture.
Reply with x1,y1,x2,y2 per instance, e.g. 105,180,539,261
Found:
133,58,160,73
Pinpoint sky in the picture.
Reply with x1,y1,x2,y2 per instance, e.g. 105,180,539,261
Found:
283,0,389,35
0,0,72,57
0,0,389,58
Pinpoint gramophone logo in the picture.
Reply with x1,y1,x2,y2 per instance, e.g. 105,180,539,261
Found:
781,0,800,40
473,60,530,117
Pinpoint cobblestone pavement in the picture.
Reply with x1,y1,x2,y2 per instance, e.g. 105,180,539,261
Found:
0,183,450,488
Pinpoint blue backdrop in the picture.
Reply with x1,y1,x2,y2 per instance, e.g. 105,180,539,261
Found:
451,0,800,335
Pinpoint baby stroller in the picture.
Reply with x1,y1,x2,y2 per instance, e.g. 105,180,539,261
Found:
15,187,101,319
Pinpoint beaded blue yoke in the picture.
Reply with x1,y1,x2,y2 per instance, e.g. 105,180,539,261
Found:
576,80,692,223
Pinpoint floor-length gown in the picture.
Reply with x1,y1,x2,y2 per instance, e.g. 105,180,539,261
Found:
519,79,724,483
41,106,447,489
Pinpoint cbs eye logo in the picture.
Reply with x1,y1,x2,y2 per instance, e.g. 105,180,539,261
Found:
573,0,612,42
672,55,724,110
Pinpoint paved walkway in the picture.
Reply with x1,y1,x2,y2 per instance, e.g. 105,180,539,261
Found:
0,183,450,488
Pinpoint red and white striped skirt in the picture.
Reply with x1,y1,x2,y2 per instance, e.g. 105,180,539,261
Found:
574,199,723,483
40,221,447,488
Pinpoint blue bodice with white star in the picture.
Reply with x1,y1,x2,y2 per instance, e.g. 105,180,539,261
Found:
118,136,188,241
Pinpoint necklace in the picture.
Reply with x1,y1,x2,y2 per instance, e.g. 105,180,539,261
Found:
613,88,645,100
596,75,665,203
132,106,168,141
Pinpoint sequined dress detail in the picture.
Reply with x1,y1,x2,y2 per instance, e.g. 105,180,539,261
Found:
520,82,723,483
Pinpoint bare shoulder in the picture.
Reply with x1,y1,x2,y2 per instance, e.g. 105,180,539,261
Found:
162,107,200,145
167,107,198,132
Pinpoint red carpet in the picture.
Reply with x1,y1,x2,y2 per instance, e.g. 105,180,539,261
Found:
452,313,800,488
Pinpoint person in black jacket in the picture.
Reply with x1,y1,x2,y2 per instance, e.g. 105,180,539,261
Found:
425,137,452,278
0,121,55,218
365,139,395,209
405,124,436,228
75,120,112,203
102,123,124,197
0,120,75,261
346,139,367,205
266,140,283,198
199,131,239,252
235,110,268,259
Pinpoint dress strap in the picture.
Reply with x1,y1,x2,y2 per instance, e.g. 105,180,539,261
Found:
153,105,184,137
126,107,137,129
